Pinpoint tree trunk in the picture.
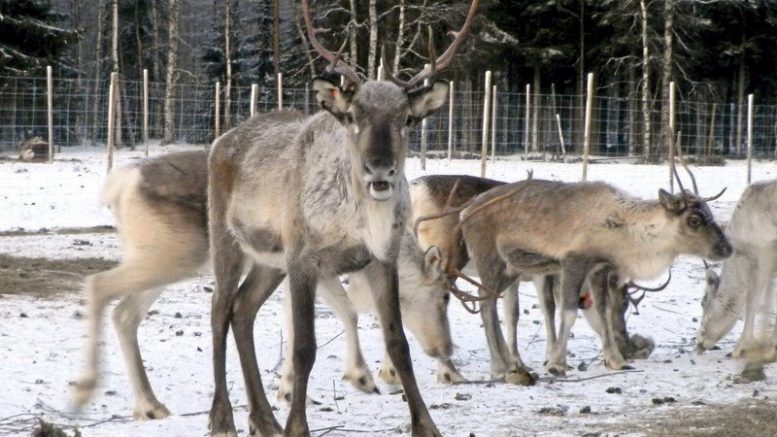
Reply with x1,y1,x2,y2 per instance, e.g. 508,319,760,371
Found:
349,0,358,65
72,0,85,145
627,63,636,156
271,0,281,76
367,0,378,79
735,59,745,157
393,0,405,72
575,0,585,154
149,0,162,136
111,0,122,147
532,66,540,152
161,0,179,145
224,0,232,130
91,0,105,145
640,0,650,160
660,0,674,159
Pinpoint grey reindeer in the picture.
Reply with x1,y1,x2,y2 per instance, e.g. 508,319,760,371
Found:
456,177,731,376
71,147,460,421
205,0,479,435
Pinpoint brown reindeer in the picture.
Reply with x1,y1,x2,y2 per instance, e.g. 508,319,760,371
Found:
205,1,479,435
458,178,731,375
411,175,656,379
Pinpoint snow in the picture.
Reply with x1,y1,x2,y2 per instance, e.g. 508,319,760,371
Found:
1,145,777,436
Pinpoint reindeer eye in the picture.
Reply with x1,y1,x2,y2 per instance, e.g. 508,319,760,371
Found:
405,115,415,127
688,214,704,228
345,113,355,124
443,293,450,304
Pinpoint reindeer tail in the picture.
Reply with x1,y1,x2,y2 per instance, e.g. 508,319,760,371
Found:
99,165,140,209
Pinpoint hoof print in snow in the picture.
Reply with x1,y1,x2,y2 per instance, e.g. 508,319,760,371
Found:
605,386,622,394
454,393,471,401
579,405,591,414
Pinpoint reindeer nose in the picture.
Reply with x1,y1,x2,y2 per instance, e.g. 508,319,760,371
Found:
713,239,733,259
364,156,396,176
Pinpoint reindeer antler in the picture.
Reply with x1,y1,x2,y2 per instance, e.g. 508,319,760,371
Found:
671,129,726,202
383,0,480,90
301,0,362,87
625,270,672,315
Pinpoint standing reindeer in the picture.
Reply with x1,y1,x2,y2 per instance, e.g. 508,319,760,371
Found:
71,146,461,420
696,179,777,357
206,1,479,435
458,178,731,376
411,175,656,379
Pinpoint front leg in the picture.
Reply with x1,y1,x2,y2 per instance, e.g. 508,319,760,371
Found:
365,260,441,437
546,254,601,376
284,260,318,437
535,274,558,364
590,265,628,371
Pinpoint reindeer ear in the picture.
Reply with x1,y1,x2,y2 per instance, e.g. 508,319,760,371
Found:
408,80,449,120
705,269,720,291
313,77,354,122
658,189,686,213
423,245,444,279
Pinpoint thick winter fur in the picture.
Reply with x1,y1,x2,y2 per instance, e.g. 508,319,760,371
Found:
460,179,731,375
410,175,654,378
72,150,210,420
697,180,777,357
72,148,458,420
208,80,449,437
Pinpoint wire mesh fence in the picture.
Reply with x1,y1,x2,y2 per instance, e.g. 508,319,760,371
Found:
1,73,776,160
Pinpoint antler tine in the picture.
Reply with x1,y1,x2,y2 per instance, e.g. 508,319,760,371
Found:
703,259,710,270
670,129,687,195
627,270,672,293
381,45,411,88
699,187,727,203
301,0,361,86
404,0,480,89
427,25,437,79
674,131,699,195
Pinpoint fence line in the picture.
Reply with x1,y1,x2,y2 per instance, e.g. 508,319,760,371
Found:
1,73,777,161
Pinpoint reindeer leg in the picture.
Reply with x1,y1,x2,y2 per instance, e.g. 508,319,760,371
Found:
502,281,524,366
231,265,286,436
208,237,244,437
733,264,771,358
594,267,629,370
472,258,522,378
317,275,378,394
547,255,600,377
365,260,441,437
535,274,558,365
284,260,318,437
73,261,196,413
112,288,170,420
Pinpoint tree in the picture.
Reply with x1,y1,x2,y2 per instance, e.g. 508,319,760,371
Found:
0,0,79,77
161,0,179,145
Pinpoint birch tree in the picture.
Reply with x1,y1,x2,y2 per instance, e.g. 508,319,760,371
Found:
161,0,179,145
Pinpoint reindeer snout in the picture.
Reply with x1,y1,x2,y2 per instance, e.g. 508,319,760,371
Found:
364,156,396,177
711,238,733,260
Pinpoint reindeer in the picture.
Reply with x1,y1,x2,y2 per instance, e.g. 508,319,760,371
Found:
205,1,478,435
456,177,731,376
411,175,656,379
696,179,777,358
71,146,461,420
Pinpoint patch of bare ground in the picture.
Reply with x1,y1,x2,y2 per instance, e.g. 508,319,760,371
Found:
0,254,116,297
585,399,777,437
0,225,115,237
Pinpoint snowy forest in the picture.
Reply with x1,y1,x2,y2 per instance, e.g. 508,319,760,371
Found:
2,0,777,158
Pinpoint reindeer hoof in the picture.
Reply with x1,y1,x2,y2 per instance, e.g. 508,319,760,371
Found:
545,364,567,377
437,369,467,385
625,334,655,359
70,377,97,409
133,401,171,420
504,367,536,386
343,368,379,394
378,365,401,385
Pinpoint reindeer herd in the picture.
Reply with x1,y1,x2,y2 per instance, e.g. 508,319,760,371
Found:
63,0,777,435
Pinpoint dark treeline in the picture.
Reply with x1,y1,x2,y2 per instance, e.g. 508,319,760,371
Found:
1,0,776,156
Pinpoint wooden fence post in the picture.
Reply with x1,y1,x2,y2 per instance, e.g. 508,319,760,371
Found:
479,70,492,177
582,73,594,182
46,65,53,162
106,72,117,173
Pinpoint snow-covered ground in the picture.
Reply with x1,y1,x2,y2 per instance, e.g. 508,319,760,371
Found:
1,145,776,436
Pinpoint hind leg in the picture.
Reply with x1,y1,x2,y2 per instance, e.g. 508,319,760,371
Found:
546,255,601,376
73,261,195,411
502,281,524,366
112,288,170,420
535,274,558,364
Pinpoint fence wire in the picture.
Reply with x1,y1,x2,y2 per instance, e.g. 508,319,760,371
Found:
1,74,776,160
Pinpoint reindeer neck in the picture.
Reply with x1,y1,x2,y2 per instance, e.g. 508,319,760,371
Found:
613,199,679,279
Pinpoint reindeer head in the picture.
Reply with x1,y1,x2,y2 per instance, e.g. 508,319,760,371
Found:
696,262,744,353
303,0,477,202
658,189,732,261
396,239,453,359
